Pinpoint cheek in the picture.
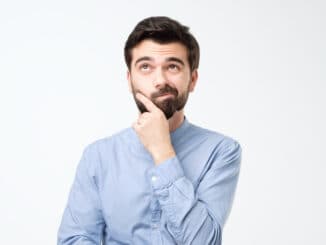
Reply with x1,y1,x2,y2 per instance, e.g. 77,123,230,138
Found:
130,77,152,96
132,72,154,86
168,73,191,90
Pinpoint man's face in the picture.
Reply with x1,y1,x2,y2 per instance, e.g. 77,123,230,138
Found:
127,39,198,119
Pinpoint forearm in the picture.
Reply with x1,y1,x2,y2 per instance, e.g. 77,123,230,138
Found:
158,178,222,244
58,206,103,245
148,157,223,244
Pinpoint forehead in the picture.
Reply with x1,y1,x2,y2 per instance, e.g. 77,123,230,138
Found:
131,39,188,64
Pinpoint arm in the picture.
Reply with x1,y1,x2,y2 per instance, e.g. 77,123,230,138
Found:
57,146,105,245
148,140,242,244
133,93,241,244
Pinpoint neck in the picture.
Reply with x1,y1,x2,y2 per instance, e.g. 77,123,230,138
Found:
168,110,185,133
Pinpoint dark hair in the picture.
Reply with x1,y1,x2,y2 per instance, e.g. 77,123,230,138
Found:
124,16,200,71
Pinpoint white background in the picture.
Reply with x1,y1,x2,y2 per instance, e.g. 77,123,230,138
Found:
0,0,325,244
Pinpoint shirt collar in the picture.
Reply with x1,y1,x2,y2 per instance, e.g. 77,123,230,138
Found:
170,116,190,144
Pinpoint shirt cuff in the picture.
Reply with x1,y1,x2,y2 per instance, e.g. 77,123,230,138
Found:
147,156,184,190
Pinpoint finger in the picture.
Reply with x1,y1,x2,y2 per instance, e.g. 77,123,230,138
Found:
135,112,148,125
132,121,140,130
136,93,158,112
138,112,151,120
137,117,144,125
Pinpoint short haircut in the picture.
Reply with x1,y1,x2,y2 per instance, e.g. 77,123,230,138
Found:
124,16,200,71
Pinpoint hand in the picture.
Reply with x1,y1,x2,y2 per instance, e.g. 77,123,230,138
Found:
132,93,176,165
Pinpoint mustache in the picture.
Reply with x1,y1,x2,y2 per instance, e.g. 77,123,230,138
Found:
151,85,178,98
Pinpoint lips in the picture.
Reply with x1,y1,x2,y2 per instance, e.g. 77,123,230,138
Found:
156,93,175,98
152,85,178,99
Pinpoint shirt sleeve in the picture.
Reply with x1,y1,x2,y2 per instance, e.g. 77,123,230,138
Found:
147,139,242,245
57,145,105,245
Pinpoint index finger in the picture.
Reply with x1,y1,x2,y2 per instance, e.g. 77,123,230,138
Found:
136,93,158,112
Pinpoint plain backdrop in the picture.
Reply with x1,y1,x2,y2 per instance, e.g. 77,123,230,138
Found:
0,0,325,244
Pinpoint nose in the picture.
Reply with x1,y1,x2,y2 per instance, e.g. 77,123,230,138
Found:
152,67,168,88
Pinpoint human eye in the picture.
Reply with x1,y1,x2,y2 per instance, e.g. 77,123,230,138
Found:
168,63,180,72
139,63,151,72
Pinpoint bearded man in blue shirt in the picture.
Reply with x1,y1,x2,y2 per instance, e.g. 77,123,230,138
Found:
58,16,242,245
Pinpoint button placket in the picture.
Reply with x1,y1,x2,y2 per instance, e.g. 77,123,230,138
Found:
150,192,163,244
151,175,158,182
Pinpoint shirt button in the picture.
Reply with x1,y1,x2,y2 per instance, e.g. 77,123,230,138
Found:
151,175,158,182
152,223,159,229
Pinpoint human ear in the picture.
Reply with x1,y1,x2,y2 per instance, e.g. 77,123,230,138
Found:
189,69,198,92
127,70,132,93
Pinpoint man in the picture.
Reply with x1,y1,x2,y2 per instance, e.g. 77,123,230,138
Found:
58,16,242,245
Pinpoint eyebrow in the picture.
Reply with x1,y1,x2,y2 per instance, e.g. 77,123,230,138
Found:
166,57,185,66
134,56,185,67
134,56,153,66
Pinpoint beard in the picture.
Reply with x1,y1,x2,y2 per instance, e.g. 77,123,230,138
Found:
131,83,190,120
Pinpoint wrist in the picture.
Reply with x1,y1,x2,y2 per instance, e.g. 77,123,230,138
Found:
152,146,176,165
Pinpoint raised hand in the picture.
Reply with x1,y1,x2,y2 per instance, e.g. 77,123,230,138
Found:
132,93,176,165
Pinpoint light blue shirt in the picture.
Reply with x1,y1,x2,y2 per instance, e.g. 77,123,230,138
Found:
58,117,242,244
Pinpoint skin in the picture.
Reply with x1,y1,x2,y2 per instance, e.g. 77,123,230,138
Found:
127,39,198,165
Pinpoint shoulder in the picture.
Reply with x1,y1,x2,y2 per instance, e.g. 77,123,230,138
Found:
73,127,135,181
188,122,242,164
189,123,241,149
84,127,133,154
78,127,133,170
